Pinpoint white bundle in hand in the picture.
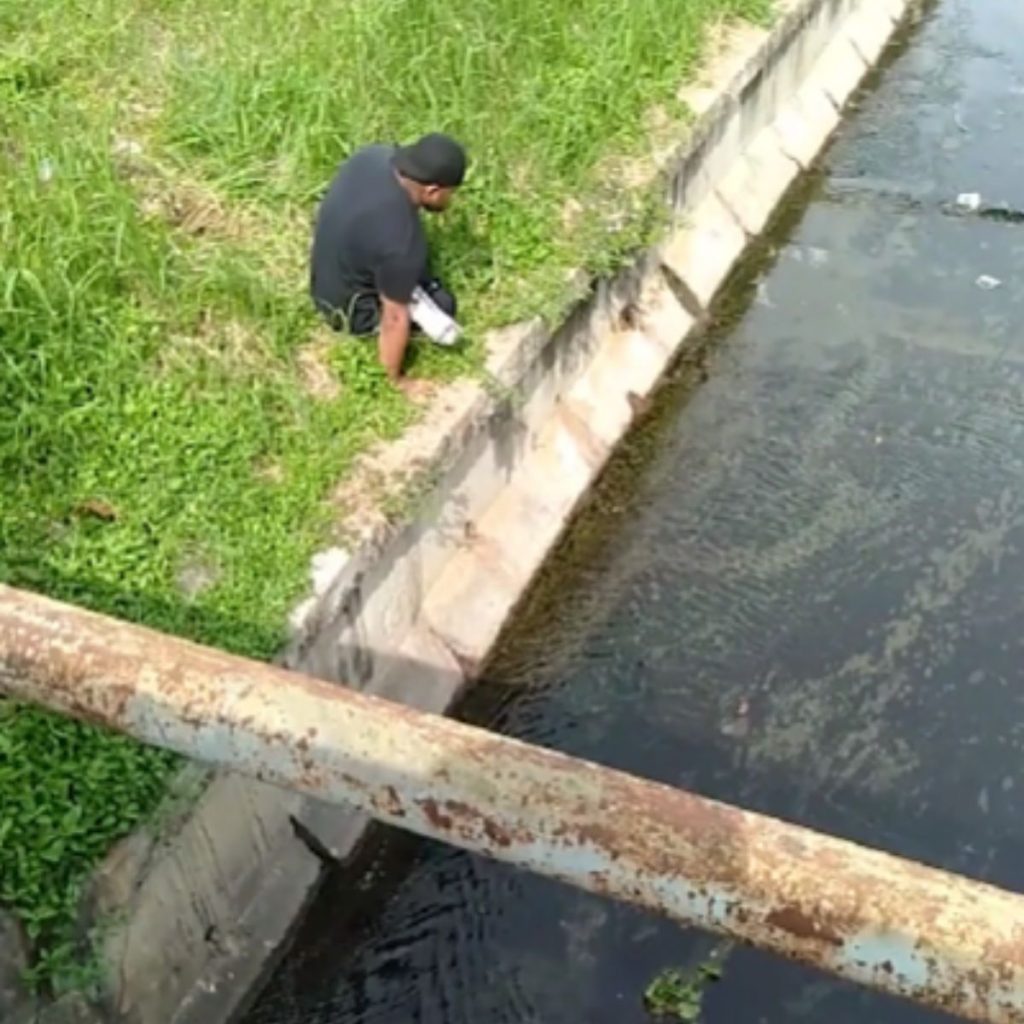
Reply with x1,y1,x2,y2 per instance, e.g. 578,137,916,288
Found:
410,286,462,347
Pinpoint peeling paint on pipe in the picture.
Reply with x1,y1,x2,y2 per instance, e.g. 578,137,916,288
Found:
1,584,1023,1023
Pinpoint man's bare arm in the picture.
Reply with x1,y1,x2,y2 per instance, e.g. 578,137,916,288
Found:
377,296,412,381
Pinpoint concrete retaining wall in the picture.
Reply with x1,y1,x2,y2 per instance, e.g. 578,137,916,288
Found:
73,0,913,1020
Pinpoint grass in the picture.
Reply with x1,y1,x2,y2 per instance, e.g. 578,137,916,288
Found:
1,0,770,989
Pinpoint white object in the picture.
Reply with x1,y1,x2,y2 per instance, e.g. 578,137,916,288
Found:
410,286,462,346
310,546,350,596
976,274,1002,291
956,192,982,212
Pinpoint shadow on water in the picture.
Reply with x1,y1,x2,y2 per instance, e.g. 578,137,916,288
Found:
243,1,1024,1021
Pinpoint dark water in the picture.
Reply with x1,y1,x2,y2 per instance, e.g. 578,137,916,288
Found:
244,2,1024,1022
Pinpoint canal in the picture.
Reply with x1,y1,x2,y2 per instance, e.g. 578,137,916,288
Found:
245,1,1024,1021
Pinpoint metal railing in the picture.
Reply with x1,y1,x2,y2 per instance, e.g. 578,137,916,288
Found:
1,584,1022,1022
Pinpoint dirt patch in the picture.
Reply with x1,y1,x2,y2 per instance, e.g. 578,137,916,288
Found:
110,122,304,271
253,457,286,485
158,310,276,376
296,332,342,401
138,178,250,240
331,378,480,538
681,17,772,115
176,550,221,601
331,463,392,540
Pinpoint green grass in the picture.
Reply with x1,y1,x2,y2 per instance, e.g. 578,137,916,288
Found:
0,704,179,991
1,0,769,988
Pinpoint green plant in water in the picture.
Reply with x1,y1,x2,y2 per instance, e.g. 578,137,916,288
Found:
644,961,723,1022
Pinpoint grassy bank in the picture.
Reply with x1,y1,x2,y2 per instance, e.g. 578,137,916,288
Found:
1,0,768,988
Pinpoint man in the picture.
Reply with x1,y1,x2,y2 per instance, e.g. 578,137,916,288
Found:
310,133,467,385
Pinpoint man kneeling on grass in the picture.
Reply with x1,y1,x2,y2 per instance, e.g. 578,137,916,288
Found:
310,133,468,389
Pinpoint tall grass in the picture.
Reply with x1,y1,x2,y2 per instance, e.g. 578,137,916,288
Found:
2,0,769,987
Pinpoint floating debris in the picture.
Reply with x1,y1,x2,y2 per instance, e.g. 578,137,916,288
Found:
644,965,719,1022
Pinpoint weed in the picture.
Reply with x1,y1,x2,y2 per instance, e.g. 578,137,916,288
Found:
3,0,771,988
644,960,725,1022
0,702,177,992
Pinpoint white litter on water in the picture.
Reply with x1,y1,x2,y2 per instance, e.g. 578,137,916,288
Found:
784,245,829,266
976,274,1002,291
755,282,774,308
956,192,982,212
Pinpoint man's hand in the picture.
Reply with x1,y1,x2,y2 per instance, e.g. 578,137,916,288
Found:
378,296,412,381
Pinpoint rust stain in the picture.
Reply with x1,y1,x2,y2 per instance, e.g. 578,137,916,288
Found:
766,905,844,948
419,798,453,831
444,800,476,821
483,818,513,848
548,780,748,885
415,797,522,849
374,785,405,819
983,931,1024,973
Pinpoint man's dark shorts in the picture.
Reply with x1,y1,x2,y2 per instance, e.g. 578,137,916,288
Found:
315,280,457,337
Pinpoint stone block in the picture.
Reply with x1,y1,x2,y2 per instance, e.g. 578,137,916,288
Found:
423,541,524,674
35,993,102,1024
660,192,748,309
638,274,698,350
772,82,842,167
716,125,801,236
843,5,896,66
814,34,868,111
372,625,466,715
0,911,31,1023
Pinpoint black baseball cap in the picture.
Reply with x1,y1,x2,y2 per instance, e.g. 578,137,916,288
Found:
393,133,467,188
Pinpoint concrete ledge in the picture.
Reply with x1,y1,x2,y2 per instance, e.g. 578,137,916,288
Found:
83,0,913,1020
661,191,749,307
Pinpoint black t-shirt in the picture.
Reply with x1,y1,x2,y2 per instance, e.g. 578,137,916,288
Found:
310,145,428,313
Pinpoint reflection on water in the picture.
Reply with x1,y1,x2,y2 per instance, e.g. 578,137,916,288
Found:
245,1,1024,1021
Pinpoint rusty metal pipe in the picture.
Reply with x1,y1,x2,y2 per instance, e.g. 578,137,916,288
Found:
1,584,1022,1022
